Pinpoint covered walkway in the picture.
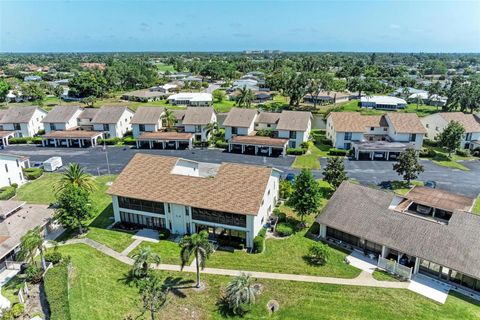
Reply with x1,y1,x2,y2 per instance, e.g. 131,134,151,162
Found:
228,135,288,157
42,130,103,148
352,140,415,160
0,131,15,148
136,131,193,150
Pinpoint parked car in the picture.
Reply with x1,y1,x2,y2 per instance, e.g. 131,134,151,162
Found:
424,181,437,188
285,173,295,182
43,157,63,172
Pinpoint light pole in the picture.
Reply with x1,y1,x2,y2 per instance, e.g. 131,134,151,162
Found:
103,139,111,175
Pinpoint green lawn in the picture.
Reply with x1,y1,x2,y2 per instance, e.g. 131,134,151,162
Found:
155,63,176,72
430,147,471,171
473,196,480,215
44,243,480,320
390,180,424,195
16,173,135,252
128,239,192,265
292,154,320,170
324,99,440,117
372,269,401,282
213,99,236,113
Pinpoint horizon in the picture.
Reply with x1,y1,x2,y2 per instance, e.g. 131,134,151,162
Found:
1,0,479,53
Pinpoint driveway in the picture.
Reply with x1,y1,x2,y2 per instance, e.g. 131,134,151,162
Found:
1,145,479,197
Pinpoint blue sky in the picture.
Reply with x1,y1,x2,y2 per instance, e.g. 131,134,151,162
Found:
1,0,479,53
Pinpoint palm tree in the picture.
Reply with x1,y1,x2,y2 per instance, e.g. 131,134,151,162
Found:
237,86,254,108
140,275,168,320
163,109,176,130
18,226,47,270
205,121,218,140
132,246,161,278
225,273,256,315
179,231,214,288
54,163,97,194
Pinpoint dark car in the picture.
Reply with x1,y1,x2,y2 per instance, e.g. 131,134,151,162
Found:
285,173,295,182
424,181,437,189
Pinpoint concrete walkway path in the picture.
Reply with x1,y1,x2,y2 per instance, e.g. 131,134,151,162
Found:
121,239,142,256
56,238,408,289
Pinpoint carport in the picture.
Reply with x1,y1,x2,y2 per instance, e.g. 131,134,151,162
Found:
0,131,15,147
228,135,288,157
136,131,193,150
352,141,416,160
42,130,103,148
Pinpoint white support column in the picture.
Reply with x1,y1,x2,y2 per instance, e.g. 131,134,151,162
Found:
228,143,232,152
386,151,390,160
175,141,179,149
162,141,166,149
254,146,258,155
241,144,245,153
78,139,81,147
91,138,95,147
282,145,286,157
268,147,272,156
149,140,153,149
370,151,374,160
381,245,390,258
136,140,140,149
413,257,420,274
188,139,193,150
66,139,70,148
41,139,45,147
319,224,327,238
53,139,57,147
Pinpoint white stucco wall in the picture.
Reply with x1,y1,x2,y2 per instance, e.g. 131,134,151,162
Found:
0,156,28,188
132,124,159,139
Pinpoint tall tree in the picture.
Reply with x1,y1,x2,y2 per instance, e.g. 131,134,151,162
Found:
438,121,466,157
285,73,309,108
54,184,94,234
225,273,256,316
179,231,214,288
322,157,348,190
140,276,168,320
18,226,47,270
55,163,97,193
393,148,424,185
0,79,10,102
163,109,176,129
212,89,225,103
132,246,161,278
287,169,322,225
237,86,254,108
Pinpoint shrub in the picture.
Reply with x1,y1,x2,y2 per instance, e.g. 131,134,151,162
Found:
275,211,287,223
472,147,480,157
424,140,439,147
25,265,42,283
10,183,18,189
0,186,16,200
10,303,25,317
123,136,136,145
287,148,306,155
159,228,171,239
419,147,436,158
44,262,71,320
193,141,209,148
455,149,470,157
308,242,331,265
45,251,63,264
253,235,265,254
98,138,121,145
328,148,347,156
300,141,310,149
257,227,267,238
279,180,293,199
1,310,14,320
8,137,31,144
31,137,43,144
275,222,294,237
257,128,274,137
23,167,44,180
309,222,320,235
319,138,333,146
215,140,229,149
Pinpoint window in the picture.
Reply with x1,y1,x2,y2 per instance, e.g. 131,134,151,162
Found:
370,127,374,131
167,204,171,213
13,123,21,130
192,207,247,228
4,164,8,173
344,132,352,140
16,160,19,167
231,127,238,135
466,133,472,141
103,124,110,131
426,124,429,128
117,196,165,214
435,126,439,131
185,207,189,216
409,134,416,142
289,131,297,139
50,123,56,131
343,142,351,149
139,124,145,132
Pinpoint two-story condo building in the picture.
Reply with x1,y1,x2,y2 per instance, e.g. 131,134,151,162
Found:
131,107,165,139
108,154,281,248
0,106,47,137
326,112,426,160
181,107,217,142
316,182,480,294
167,93,212,107
0,154,30,188
421,112,480,150
0,110,15,147
360,96,407,110
41,106,103,147
223,108,312,156
91,106,134,138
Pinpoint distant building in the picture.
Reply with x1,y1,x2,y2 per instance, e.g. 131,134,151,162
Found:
303,91,350,105
121,90,167,102
23,75,42,82
167,93,212,107
360,96,407,110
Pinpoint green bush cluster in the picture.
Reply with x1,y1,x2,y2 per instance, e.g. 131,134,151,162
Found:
287,148,306,155
23,167,44,180
256,128,274,137
328,148,347,156
276,222,294,237
8,137,31,144
455,149,470,157
423,140,439,147
215,140,229,149
0,186,16,200
45,251,63,264
1,303,25,320
98,138,121,145
159,228,171,239
419,147,437,158
122,136,136,145
44,262,71,320
253,227,267,253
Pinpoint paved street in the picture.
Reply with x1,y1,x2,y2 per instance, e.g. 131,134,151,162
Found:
1,145,479,197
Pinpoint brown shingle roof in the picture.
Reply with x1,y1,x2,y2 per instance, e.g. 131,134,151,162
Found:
78,108,99,119
328,112,384,132
137,132,193,141
276,111,312,131
0,110,6,122
122,90,167,99
386,113,426,134
108,154,273,216
182,107,215,126
439,112,480,132
0,131,15,138
0,106,46,124
172,110,186,121
316,182,480,279
256,112,280,124
223,108,258,128
405,186,474,212
91,106,133,124
42,130,103,139
131,107,165,125
231,135,288,147
42,105,82,123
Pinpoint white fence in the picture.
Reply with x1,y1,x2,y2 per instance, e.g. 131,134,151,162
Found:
378,256,413,280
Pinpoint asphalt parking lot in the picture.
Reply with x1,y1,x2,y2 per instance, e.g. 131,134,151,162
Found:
1,145,479,197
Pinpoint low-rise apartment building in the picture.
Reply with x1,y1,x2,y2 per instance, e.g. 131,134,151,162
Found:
42,105,84,133
0,154,30,188
167,93,212,107
0,106,47,137
182,107,217,142
91,106,134,138
108,154,281,248
326,112,425,160
360,96,407,110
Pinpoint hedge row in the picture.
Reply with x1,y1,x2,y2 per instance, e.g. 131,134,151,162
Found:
215,140,229,149
0,186,16,200
253,227,267,254
287,148,306,155
328,148,348,156
8,137,43,145
23,167,44,180
44,262,71,320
